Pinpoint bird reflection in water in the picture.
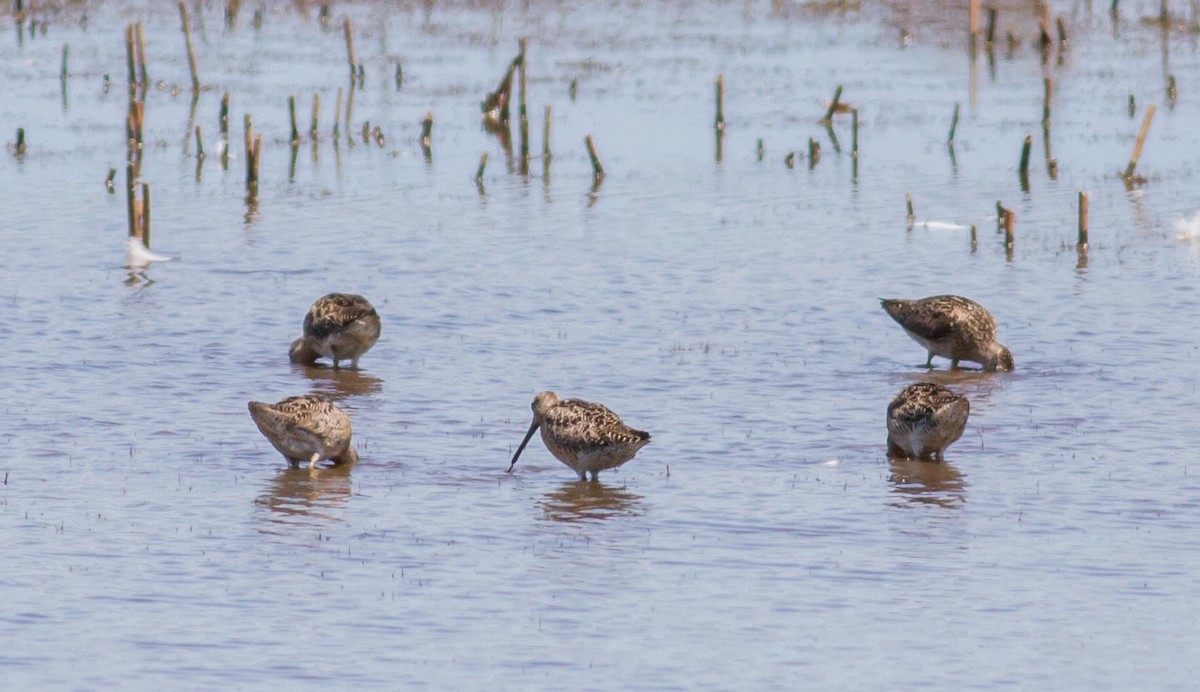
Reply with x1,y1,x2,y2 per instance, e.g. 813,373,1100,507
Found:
256,461,355,527
538,481,642,523
888,458,966,509
294,362,383,401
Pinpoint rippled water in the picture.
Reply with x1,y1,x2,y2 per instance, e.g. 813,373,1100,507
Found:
3,0,1200,687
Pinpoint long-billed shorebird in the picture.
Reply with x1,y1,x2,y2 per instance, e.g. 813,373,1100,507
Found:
880,295,1014,371
507,391,651,481
886,382,970,462
289,293,381,369
248,394,358,469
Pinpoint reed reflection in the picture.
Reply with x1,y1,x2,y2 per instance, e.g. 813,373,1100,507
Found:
888,458,966,509
256,461,355,527
538,481,642,524
294,362,383,401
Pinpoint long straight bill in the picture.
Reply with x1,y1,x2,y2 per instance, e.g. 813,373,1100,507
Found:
507,420,539,473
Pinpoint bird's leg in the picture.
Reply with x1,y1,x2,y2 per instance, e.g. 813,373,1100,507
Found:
349,355,360,370
924,352,935,368
575,469,588,481
589,470,599,482
309,452,320,469
287,456,300,469
950,358,960,369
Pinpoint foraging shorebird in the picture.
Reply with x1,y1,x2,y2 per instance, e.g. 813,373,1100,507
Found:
289,293,381,369
507,391,651,481
886,382,970,462
248,394,358,469
881,295,1014,371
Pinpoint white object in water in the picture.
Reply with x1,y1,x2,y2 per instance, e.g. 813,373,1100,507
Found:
127,236,174,266
916,221,969,231
1173,211,1200,243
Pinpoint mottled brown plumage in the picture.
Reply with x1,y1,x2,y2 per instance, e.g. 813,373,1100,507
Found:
886,382,970,462
881,295,1013,371
289,293,381,369
248,394,358,469
507,391,651,481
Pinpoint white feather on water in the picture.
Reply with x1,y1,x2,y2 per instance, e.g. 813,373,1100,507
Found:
1173,211,1200,243
127,237,175,266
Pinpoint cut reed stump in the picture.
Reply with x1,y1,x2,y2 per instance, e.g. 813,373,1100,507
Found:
343,17,357,83
179,2,200,92
1123,103,1156,180
947,103,960,145
905,193,915,226
289,96,300,145
820,85,843,124
585,135,604,179
420,112,433,151
715,74,725,131
1077,192,1089,247
476,152,489,181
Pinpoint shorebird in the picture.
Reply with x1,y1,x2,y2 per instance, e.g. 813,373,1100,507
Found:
289,293,381,369
880,295,1014,371
886,382,970,462
507,391,651,481
248,394,358,469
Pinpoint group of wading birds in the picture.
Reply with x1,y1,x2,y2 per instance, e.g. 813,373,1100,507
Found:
249,292,1013,480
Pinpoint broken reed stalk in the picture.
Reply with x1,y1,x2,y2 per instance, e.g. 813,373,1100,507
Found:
195,125,205,160
124,24,137,88
135,22,148,86
219,92,230,139
288,96,300,145
310,93,320,140
420,112,433,150
851,108,859,158
244,113,254,189
476,152,489,180
179,2,200,92
821,84,843,124
60,43,68,79
986,7,997,44
106,167,116,192
948,103,960,144
1167,75,1177,102
543,104,552,160
905,193,915,225
1077,191,1089,246
141,183,151,248
125,162,137,238
333,88,343,141
1124,103,1156,179
1003,208,1015,248
970,224,978,251
1042,78,1053,124
585,134,604,179
969,0,980,35
1056,16,1068,45
247,135,262,193
757,138,764,161
715,74,725,131
1018,135,1032,176
807,137,820,168
343,17,357,82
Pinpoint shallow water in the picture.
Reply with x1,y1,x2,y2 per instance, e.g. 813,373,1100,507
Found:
3,0,1200,688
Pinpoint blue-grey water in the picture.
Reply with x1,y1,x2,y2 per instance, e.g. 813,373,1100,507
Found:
3,0,1200,688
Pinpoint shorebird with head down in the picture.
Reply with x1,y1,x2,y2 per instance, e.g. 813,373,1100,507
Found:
886,382,970,462
507,391,651,481
248,394,358,469
289,293,381,369
880,295,1013,372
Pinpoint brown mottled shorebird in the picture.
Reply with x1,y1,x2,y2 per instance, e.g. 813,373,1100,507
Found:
881,295,1014,371
886,382,970,462
289,293,381,369
507,391,651,481
248,394,358,469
